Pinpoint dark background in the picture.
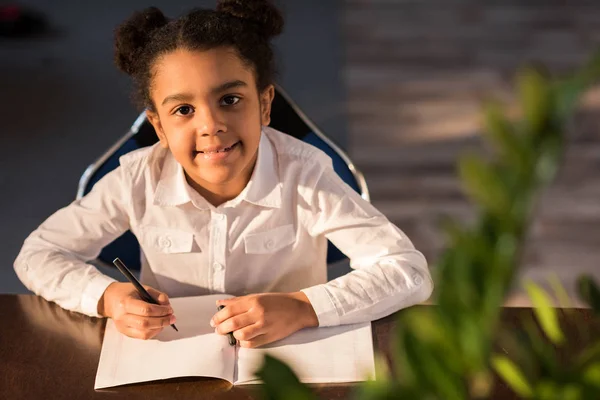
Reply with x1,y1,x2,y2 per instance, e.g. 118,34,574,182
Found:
0,0,347,293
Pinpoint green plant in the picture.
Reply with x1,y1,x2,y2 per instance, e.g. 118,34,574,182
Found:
257,52,600,399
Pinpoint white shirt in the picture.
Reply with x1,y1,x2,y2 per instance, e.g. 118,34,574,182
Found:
14,127,433,326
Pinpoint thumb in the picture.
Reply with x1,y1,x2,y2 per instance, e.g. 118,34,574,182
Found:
145,286,170,306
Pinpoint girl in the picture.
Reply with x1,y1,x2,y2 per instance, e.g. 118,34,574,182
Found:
14,0,432,348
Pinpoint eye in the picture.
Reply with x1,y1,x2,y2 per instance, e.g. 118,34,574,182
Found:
175,105,194,116
220,95,240,106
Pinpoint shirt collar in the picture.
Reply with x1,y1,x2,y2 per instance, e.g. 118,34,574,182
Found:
153,129,281,209
237,129,281,208
153,149,199,207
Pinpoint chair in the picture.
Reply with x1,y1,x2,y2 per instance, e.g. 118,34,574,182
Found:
77,85,370,272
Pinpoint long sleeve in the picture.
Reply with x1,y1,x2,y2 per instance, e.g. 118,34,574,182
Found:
13,166,133,317
301,166,433,327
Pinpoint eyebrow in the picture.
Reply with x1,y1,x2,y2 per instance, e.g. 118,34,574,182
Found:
160,80,249,106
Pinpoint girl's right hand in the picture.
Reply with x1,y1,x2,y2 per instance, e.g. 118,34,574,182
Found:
98,282,176,340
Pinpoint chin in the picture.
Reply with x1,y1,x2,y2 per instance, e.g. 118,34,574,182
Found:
198,169,242,186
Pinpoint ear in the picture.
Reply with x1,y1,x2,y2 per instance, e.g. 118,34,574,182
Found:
146,109,169,149
259,85,275,126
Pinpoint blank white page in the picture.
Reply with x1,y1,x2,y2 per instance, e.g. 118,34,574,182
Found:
95,294,234,389
235,322,375,384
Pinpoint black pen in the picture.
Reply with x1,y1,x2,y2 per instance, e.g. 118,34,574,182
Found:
217,305,237,346
112,257,178,332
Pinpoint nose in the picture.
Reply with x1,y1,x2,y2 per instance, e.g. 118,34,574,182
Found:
194,105,226,137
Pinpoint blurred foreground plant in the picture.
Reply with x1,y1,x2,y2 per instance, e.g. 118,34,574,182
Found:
257,52,600,400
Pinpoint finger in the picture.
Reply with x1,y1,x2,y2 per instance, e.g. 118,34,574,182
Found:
239,333,270,349
116,322,164,340
124,297,173,317
211,300,249,326
232,322,266,342
215,312,255,335
216,296,241,307
145,286,171,306
120,313,177,330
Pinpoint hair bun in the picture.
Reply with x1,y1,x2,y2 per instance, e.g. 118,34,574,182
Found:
114,7,168,75
217,0,283,38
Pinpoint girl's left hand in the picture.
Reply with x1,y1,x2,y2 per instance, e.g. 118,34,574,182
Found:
210,292,319,348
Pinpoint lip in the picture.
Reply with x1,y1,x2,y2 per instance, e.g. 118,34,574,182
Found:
194,141,241,162
197,141,239,154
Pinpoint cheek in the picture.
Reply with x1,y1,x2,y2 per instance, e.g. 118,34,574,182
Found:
165,130,195,157
239,130,261,153
235,114,263,145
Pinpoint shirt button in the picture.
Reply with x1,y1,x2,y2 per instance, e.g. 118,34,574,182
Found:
213,262,224,272
265,239,274,250
215,214,225,220
159,237,171,249
413,274,423,286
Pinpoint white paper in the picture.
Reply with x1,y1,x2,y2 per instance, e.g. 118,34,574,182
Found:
94,294,234,389
95,295,376,389
235,322,376,384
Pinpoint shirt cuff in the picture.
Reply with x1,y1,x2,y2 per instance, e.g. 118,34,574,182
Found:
301,284,341,327
81,273,117,317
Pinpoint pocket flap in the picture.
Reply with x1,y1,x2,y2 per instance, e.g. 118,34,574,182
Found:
244,224,295,254
140,226,194,254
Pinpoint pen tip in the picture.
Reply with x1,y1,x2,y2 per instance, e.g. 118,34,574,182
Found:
172,325,179,332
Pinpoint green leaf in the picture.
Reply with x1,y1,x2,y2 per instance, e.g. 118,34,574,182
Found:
548,274,573,308
536,381,559,400
495,329,537,383
521,317,559,376
553,51,600,122
486,232,519,288
439,216,464,247
401,309,443,346
552,76,587,123
560,384,583,400
524,281,565,344
353,379,393,400
577,276,600,315
395,327,465,400
355,382,435,400
533,134,563,185
518,67,550,134
458,316,486,368
256,355,317,400
458,154,509,216
582,363,600,388
482,101,526,166
577,341,600,369
372,353,391,383
491,354,534,398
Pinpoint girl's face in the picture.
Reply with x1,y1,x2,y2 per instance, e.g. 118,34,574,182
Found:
146,47,274,202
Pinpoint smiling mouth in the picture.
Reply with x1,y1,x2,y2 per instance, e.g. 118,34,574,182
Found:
196,141,240,154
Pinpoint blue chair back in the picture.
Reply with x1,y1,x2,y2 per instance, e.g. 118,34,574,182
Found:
78,86,369,270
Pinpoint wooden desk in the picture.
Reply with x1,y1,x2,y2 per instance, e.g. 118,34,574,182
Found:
0,294,596,399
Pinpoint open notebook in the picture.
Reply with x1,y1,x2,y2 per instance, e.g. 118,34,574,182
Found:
95,294,375,389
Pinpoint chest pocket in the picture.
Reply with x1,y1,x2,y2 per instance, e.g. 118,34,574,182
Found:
138,226,195,254
244,224,295,254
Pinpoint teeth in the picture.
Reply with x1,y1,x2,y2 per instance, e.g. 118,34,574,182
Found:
199,142,236,154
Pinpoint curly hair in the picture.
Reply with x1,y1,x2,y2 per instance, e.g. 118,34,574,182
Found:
114,0,284,110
